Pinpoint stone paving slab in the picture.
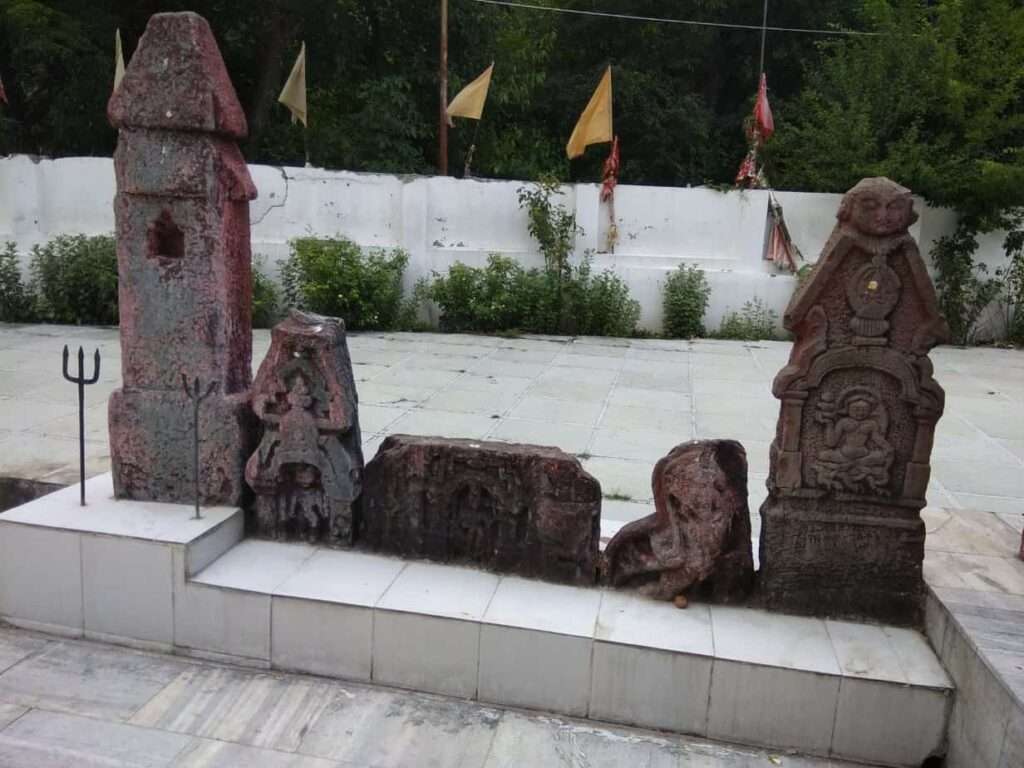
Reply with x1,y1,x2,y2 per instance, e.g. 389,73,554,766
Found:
0,625,876,767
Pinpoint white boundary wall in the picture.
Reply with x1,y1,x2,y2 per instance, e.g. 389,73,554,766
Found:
0,154,1011,333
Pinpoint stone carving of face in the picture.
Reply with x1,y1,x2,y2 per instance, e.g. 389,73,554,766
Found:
848,399,872,421
286,376,313,410
838,178,917,236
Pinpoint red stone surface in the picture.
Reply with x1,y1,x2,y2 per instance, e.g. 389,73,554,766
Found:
108,12,256,505
358,435,602,585
108,12,247,138
246,311,364,545
603,440,753,602
759,178,949,626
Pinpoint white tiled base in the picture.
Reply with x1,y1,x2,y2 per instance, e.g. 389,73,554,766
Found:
0,484,956,767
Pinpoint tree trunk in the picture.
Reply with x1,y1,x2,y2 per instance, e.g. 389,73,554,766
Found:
245,10,297,160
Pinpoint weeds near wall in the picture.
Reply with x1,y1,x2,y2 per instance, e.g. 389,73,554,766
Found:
252,259,282,329
0,242,34,322
29,235,119,325
417,253,639,337
281,236,410,331
662,264,710,338
715,298,780,341
932,224,1002,346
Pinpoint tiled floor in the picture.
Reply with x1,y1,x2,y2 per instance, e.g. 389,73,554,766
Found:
0,626,873,767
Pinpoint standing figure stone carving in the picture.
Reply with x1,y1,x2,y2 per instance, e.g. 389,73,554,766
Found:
603,440,753,603
107,12,257,504
759,177,949,626
245,311,363,545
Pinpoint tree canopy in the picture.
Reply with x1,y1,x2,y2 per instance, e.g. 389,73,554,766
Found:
1,0,1023,222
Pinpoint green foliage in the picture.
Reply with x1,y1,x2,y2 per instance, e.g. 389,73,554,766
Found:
0,242,34,322
1001,228,1024,345
280,236,409,331
768,0,1024,226
29,234,118,325
251,259,281,329
662,264,710,338
715,298,780,341
418,252,638,337
932,224,1002,345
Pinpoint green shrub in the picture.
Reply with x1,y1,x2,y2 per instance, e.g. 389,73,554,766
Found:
662,264,710,338
0,242,35,322
932,225,1002,346
29,235,118,325
418,253,639,337
252,259,281,329
716,298,780,341
280,236,409,330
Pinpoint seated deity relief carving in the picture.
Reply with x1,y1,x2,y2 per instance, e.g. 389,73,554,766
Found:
245,311,363,546
810,387,894,495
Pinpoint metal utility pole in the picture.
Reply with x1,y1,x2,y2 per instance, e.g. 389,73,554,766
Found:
438,0,449,175
759,0,769,77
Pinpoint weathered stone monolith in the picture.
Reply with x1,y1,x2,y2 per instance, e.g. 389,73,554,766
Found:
358,435,602,585
245,311,363,545
107,12,256,505
759,177,949,626
603,440,753,603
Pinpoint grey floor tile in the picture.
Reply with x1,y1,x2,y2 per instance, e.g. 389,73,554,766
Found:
0,641,186,721
131,666,336,752
0,702,27,730
297,685,500,768
0,709,192,768
0,627,50,675
173,739,346,768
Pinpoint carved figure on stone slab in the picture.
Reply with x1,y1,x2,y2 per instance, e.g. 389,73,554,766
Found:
759,177,949,626
358,435,601,585
603,440,753,603
246,311,363,545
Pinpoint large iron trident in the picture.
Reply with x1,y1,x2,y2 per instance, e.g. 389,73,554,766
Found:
181,375,218,520
62,345,101,506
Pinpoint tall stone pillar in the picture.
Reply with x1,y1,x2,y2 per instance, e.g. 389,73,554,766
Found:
758,178,949,626
107,12,257,505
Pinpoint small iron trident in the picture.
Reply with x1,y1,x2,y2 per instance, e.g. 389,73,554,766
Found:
181,375,218,520
62,346,101,506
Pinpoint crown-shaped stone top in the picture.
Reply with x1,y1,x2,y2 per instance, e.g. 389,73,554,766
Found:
108,12,247,138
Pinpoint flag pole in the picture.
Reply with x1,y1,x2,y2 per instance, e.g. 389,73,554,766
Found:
463,119,482,178
438,0,449,175
759,0,769,78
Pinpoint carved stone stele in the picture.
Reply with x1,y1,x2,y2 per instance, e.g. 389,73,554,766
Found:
245,311,363,545
758,177,949,626
107,12,256,504
603,440,753,603
358,435,602,585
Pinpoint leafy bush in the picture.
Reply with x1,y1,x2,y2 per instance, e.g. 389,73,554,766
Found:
662,264,710,338
0,242,35,322
252,260,281,329
418,252,639,337
716,298,780,341
999,228,1024,346
280,237,409,330
932,224,1002,346
29,235,118,325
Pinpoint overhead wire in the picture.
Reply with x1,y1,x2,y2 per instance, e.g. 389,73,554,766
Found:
471,0,879,37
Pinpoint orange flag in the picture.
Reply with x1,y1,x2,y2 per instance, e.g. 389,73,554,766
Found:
566,66,612,159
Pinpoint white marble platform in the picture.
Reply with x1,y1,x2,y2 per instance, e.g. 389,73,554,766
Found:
0,475,955,767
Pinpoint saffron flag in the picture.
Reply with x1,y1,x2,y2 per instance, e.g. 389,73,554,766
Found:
114,29,126,92
0,75,7,105
278,42,307,126
566,66,612,160
447,62,494,125
754,72,774,140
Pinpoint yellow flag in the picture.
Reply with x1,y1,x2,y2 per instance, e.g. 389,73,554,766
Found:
114,29,125,91
566,66,612,159
278,42,307,127
447,63,494,125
